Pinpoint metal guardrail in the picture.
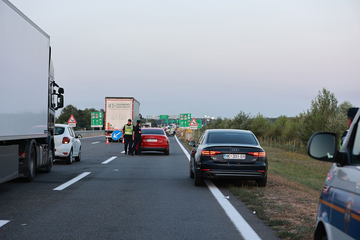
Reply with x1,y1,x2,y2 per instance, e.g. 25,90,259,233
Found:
75,130,105,138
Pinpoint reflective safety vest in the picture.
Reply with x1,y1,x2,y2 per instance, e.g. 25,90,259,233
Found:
124,124,133,135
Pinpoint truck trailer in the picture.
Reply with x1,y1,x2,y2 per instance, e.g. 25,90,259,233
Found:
105,97,140,141
0,0,64,183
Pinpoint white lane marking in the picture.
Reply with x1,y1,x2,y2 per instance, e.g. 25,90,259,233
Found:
175,135,261,240
102,156,117,164
53,172,91,191
92,141,100,144
207,181,261,240
0,220,10,228
175,136,190,160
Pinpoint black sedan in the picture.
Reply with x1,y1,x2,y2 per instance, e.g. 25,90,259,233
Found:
189,129,268,187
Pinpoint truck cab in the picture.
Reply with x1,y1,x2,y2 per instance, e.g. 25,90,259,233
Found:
308,110,360,240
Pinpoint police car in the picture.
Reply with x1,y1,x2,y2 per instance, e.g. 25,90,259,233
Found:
308,109,360,240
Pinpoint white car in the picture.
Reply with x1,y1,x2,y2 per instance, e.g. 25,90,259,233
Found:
54,124,82,164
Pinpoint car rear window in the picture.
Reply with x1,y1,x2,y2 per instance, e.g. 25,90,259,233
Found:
55,127,65,135
142,129,165,135
207,132,258,145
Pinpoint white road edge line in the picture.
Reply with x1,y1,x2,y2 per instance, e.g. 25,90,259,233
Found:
175,136,261,240
92,141,100,144
0,220,10,228
53,172,91,191
102,156,117,164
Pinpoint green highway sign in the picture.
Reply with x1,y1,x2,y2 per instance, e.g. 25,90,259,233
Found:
196,119,202,129
179,113,191,127
91,112,103,127
160,115,169,120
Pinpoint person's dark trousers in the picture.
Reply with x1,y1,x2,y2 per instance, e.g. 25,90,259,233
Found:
124,135,133,154
132,136,141,155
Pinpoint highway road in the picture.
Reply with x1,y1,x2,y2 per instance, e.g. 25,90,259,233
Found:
0,136,279,240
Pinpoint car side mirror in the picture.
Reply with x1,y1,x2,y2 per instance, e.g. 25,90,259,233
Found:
188,141,196,146
308,132,337,161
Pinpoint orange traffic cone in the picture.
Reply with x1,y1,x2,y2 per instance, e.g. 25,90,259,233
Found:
106,138,109,145
122,138,124,144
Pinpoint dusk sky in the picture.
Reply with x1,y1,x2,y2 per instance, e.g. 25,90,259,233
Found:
9,0,360,119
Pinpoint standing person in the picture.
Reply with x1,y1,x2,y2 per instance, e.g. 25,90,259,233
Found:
340,107,359,148
122,119,134,155
132,120,142,155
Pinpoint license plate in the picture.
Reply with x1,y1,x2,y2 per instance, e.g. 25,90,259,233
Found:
147,139,157,142
223,154,246,160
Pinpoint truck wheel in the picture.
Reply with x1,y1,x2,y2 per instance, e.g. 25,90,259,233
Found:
25,140,36,182
66,150,73,165
75,147,81,162
43,148,53,173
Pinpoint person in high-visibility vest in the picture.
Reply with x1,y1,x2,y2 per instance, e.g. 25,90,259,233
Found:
122,119,134,155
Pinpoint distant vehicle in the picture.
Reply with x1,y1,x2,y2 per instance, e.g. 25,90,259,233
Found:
54,124,81,164
165,124,176,136
105,97,140,142
142,123,151,128
189,129,267,186
139,128,170,155
0,0,64,183
307,110,360,240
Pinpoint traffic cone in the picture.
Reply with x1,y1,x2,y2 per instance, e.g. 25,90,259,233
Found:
122,138,124,144
106,138,109,145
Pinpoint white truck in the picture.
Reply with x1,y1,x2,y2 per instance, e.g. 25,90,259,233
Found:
105,97,140,141
0,0,64,183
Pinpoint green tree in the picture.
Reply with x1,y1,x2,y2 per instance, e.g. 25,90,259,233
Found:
267,115,288,138
250,113,270,137
56,104,78,124
230,111,251,129
298,88,340,142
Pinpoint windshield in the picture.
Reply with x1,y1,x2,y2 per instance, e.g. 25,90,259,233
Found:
207,132,258,145
142,129,165,135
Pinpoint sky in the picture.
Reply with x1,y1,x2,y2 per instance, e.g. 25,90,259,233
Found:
8,0,360,119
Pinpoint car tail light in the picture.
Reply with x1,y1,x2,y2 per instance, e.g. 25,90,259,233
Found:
201,150,222,156
248,152,266,158
62,137,70,144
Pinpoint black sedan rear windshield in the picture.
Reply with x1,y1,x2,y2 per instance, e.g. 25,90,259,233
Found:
142,129,164,135
207,132,258,145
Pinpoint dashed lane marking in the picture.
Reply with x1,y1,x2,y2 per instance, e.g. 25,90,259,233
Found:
101,156,117,164
0,220,10,228
53,172,91,191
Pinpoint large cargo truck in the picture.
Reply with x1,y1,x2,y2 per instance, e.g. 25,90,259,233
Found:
105,97,140,141
0,0,64,183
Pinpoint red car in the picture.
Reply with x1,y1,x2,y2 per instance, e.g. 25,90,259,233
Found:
139,128,169,155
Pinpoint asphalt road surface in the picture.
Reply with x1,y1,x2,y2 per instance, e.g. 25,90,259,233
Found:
0,135,279,240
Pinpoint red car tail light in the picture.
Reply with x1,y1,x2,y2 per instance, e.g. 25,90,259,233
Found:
201,150,222,156
248,152,266,158
62,137,70,144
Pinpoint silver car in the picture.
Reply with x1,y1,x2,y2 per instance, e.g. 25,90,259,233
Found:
54,124,82,164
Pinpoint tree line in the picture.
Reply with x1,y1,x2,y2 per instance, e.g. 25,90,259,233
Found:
56,88,354,142
201,88,353,143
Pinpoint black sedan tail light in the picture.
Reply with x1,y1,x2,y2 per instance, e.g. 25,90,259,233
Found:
248,152,266,158
201,150,222,156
